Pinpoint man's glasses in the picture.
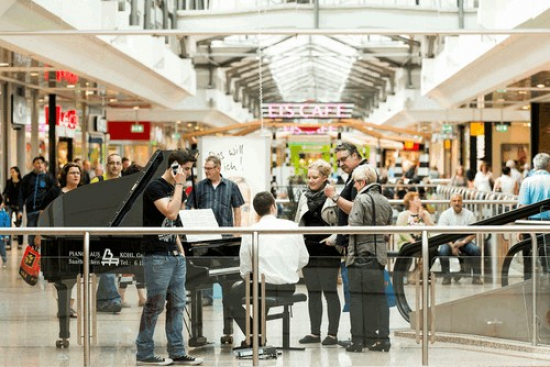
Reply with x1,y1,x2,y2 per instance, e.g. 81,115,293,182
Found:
337,155,351,164
108,162,122,166
204,166,218,171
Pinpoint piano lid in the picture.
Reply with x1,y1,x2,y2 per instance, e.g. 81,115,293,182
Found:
39,150,168,228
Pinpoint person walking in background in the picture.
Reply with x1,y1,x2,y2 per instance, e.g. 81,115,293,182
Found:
493,166,519,196
450,165,467,187
474,161,494,192
37,162,83,318
21,156,54,248
2,166,24,248
295,160,341,346
345,165,393,353
0,195,10,268
506,159,523,186
91,154,124,313
135,149,202,366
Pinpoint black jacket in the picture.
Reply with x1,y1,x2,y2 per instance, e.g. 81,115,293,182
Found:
21,171,55,212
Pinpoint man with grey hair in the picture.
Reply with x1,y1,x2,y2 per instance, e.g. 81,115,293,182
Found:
344,164,393,352
518,153,550,220
517,153,550,280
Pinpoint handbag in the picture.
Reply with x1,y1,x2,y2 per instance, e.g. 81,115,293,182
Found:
19,245,41,286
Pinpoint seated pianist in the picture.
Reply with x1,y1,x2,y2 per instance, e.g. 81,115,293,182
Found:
229,191,309,347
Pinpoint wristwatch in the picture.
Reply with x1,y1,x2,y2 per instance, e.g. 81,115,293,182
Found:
331,193,340,203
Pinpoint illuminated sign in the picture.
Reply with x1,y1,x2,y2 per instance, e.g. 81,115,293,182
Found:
262,102,353,119
470,122,485,136
131,124,144,133
404,141,420,151
44,69,79,85
495,123,509,132
44,106,78,130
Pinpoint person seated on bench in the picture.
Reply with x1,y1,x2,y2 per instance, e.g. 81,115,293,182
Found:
230,191,309,347
438,193,483,285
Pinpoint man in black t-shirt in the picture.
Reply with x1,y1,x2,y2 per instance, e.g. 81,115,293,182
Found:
135,149,203,366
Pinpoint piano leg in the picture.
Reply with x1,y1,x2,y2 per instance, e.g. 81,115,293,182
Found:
220,281,234,345
188,288,208,347
54,278,77,348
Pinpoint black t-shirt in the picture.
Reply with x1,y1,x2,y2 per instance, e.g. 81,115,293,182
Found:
336,159,367,247
141,177,186,254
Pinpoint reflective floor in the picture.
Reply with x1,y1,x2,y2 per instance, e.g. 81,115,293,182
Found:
1,246,550,367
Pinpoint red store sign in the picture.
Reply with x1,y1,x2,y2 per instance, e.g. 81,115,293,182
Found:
44,106,78,130
107,121,151,141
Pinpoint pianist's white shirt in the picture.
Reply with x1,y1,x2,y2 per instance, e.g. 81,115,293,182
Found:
239,214,309,285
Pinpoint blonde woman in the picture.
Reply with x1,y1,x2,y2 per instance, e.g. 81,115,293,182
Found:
295,159,341,346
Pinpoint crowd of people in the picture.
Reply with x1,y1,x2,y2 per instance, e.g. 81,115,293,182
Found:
0,146,549,366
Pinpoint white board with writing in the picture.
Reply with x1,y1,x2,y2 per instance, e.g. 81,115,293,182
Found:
198,136,271,227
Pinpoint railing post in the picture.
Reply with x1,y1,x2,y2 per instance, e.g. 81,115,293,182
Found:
530,233,538,346
83,232,90,366
252,231,260,365
421,230,429,366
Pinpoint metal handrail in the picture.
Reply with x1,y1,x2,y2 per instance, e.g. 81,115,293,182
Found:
2,224,549,366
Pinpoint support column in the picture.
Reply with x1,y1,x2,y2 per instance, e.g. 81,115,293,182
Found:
417,142,429,179
1,83,9,184
48,94,57,179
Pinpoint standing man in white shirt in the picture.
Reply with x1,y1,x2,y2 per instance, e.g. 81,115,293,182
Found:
230,191,309,347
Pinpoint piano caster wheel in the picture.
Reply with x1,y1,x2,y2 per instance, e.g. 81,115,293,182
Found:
220,335,233,345
56,339,69,348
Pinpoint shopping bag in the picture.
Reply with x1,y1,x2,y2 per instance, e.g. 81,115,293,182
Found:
384,269,396,308
19,245,41,286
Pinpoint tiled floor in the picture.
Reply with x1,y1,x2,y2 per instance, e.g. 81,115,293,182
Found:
1,246,550,367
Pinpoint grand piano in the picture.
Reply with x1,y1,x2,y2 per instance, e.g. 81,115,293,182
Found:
39,149,241,348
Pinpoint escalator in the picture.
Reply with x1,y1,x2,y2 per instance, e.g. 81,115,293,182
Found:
393,198,550,323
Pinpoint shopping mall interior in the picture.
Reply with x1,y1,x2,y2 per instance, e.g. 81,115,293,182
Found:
2,1,550,366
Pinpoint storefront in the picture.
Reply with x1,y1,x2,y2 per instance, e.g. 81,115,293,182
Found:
107,121,153,166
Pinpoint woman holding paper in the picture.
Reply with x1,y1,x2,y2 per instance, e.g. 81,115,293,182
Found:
295,159,341,346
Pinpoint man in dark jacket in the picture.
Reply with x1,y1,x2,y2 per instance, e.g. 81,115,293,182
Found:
21,156,54,247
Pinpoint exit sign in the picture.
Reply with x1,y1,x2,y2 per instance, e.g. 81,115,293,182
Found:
495,123,509,132
131,124,144,133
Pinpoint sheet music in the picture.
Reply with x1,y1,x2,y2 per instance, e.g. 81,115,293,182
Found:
179,209,223,243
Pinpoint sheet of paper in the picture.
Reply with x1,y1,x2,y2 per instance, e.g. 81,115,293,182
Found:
179,208,223,243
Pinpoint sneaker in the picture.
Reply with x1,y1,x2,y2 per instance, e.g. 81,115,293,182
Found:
136,355,173,366
121,301,131,308
171,354,203,365
442,277,451,285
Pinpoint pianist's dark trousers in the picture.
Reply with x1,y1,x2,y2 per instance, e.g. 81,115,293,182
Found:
229,280,295,340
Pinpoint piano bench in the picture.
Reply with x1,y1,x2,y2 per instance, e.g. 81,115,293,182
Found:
243,293,307,350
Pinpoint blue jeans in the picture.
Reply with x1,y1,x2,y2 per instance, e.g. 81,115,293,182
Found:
97,274,121,308
136,254,187,360
340,261,351,312
0,238,6,263
26,211,41,247
439,241,481,277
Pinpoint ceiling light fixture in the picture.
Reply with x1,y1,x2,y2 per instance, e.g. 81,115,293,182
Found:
67,84,75,89
30,72,39,77
537,83,545,88
0,62,9,67
109,98,117,103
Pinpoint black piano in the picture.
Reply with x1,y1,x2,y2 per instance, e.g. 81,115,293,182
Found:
39,150,242,348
